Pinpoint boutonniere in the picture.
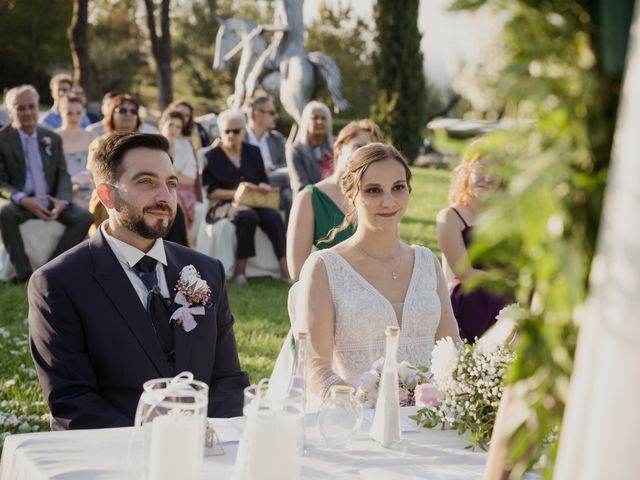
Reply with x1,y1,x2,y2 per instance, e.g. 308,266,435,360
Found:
170,265,211,332
40,136,52,156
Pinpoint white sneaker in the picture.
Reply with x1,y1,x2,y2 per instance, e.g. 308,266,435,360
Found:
234,274,248,286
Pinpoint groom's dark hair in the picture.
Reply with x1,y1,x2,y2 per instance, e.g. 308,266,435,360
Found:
89,132,172,185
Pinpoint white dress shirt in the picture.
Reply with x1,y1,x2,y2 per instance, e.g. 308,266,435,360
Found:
100,223,171,306
246,128,274,170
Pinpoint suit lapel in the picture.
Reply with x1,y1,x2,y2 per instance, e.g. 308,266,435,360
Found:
89,231,173,377
164,243,194,374
8,129,27,182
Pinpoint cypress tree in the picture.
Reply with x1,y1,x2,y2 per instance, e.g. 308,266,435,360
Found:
371,0,426,162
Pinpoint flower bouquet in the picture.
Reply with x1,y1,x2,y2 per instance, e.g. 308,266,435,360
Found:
411,336,515,450
355,358,432,408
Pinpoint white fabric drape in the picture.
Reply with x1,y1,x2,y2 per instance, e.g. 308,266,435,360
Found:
554,3,640,478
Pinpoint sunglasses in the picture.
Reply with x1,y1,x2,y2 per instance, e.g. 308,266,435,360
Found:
224,128,243,135
115,107,138,115
260,109,277,116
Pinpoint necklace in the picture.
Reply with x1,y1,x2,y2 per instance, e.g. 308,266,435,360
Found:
355,243,403,280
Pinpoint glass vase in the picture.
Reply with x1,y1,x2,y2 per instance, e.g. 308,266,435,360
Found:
318,385,363,449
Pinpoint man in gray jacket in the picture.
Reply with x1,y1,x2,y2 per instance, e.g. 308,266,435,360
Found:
0,85,92,281
245,95,292,224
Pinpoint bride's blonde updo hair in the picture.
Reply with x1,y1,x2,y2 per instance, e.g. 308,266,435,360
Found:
322,142,412,244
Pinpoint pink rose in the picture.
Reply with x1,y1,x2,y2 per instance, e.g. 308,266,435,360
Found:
414,383,441,407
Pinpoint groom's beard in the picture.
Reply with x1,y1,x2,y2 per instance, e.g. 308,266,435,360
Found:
113,191,176,240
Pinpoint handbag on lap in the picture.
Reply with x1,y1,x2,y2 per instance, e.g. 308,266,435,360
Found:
232,182,280,210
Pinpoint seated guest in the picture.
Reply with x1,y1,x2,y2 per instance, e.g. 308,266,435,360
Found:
159,109,198,231
202,109,291,285
286,101,334,194
88,95,189,246
168,99,206,151
55,95,97,209
287,119,383,280
246,95,292,225
436,147,508,342
70,85,100,124
29,132,249,429
0,85,93,282
86,91,118,136
39,74,91,129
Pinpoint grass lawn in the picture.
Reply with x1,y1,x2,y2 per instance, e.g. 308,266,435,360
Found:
0,167,451,443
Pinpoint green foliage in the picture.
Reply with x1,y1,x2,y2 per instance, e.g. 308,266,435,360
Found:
0,0,73,102
451,0,621,477
371,0,427,163
305,1,373,119
88,1,146,99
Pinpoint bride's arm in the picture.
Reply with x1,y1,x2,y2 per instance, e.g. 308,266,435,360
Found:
297,254,348,398
433,252,462,342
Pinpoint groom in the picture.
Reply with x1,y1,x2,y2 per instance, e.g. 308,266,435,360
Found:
28,132,249,430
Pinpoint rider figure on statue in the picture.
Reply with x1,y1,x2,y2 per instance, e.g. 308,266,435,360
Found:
245,0,304,102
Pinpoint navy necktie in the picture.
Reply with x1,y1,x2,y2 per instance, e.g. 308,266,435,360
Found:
133,256,175,367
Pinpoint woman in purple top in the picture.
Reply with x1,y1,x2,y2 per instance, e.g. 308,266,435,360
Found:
436,147,508,342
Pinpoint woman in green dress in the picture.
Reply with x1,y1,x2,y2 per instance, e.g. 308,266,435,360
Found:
286,120,383,280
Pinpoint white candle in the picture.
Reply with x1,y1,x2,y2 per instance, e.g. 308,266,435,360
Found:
148,414,203,480
244,412,301,480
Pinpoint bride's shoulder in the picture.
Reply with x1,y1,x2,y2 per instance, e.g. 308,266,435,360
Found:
410,244,435,258
299,250,330,279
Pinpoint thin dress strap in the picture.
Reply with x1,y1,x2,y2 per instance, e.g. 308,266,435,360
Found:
451,207,469,228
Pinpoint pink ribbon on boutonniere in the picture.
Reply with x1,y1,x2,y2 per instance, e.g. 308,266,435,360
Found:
170,291,205,332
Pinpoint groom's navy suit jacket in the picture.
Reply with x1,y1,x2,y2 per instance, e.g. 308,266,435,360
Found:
28,229,249,430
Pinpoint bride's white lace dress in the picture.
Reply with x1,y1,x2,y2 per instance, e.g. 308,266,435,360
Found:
303,245,454,396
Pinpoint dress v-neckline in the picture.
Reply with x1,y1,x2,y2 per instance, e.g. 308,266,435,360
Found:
328,246,418,328
311,185,348,216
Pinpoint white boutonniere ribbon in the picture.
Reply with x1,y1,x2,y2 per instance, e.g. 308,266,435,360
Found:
171,265,211,332
40,136,52,156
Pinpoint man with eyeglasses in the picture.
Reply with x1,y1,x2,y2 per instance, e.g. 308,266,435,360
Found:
39,74,92,130
245,95,292,224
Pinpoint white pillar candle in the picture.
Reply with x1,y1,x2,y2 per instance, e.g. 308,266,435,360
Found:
148,414,203,480
245,412,301,480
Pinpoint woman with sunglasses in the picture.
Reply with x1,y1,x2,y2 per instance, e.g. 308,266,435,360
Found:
202,109,291,285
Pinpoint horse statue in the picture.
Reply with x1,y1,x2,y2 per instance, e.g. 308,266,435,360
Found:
213,17,349,137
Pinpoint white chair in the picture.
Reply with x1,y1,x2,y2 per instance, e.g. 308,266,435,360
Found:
194,215,281,279
0,220,65,281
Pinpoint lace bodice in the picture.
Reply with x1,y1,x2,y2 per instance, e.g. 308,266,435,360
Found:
308,246,442,391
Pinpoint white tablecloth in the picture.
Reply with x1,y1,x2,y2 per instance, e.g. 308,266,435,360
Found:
0,408,493,480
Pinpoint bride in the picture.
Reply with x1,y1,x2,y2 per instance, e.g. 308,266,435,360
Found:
296,143,461,399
